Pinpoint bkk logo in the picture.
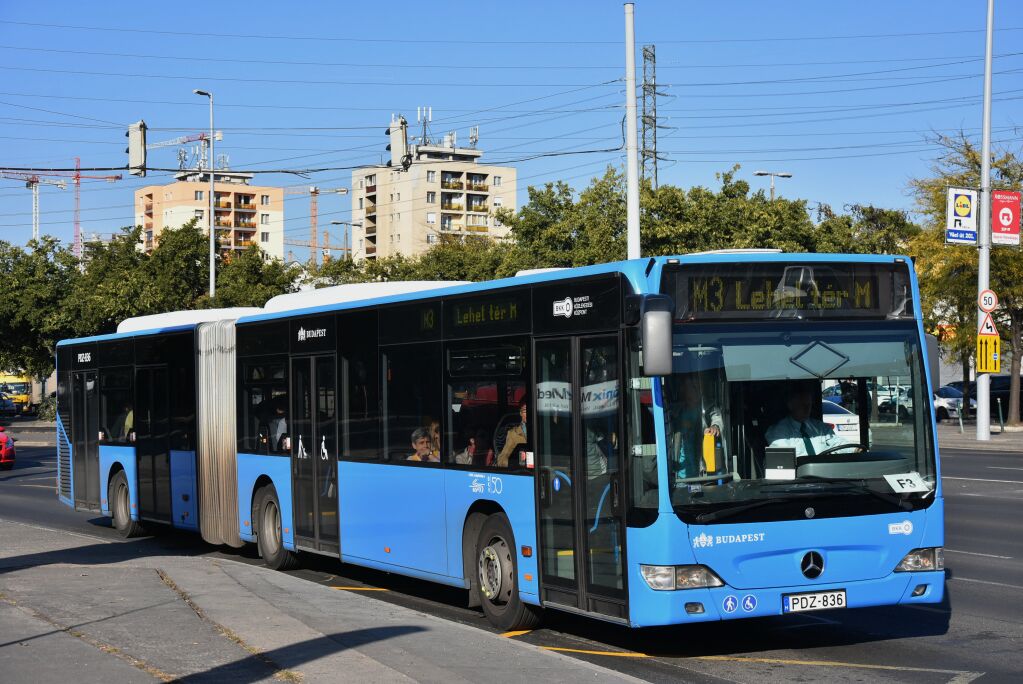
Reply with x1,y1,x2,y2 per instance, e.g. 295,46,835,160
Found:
888,520,914,536
553,297,573,318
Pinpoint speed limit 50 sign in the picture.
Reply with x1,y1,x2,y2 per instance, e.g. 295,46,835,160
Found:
979,289,998,313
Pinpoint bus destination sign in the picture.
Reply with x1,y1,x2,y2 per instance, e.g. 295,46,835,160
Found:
663,263,911,321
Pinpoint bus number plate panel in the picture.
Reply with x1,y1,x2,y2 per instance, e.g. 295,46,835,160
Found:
782,589,846,613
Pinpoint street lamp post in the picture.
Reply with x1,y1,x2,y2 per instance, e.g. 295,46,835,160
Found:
194,89,215,299
330,220,361,259
754,170,792,201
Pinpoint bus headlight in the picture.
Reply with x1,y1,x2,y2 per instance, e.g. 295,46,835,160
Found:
640,564,724,591
895,547,944,572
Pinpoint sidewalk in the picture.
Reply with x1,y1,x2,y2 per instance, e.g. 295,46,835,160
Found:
0,520,639,684
936,420,1023,451
0,418,55,447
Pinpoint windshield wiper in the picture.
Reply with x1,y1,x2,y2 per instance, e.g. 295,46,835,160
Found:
795,476,913,511
695,495,810,524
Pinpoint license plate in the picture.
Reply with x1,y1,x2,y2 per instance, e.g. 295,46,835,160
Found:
783,589,846,613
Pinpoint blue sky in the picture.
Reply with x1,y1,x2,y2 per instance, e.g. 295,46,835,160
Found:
0,0,1021,259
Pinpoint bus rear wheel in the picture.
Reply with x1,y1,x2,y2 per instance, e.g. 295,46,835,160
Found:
109,470,143,538
255,485,298,571
476,514,542,631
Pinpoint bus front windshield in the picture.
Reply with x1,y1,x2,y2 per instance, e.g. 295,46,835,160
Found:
662,322,936,522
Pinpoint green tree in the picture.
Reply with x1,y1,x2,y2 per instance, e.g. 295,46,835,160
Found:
0,236,79,378
214,245,300,307
63,227,149,336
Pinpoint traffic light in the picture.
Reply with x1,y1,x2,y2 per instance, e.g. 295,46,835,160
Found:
385,115,410,171
126,120,147,177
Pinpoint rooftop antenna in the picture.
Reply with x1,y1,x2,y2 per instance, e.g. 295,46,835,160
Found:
469,126,479,148
417,106,433,146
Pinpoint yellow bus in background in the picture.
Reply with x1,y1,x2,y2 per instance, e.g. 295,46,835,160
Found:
0,372,35,415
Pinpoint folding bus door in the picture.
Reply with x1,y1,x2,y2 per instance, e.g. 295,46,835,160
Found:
291,354,339,554
72,370,100,509
535,335,628,621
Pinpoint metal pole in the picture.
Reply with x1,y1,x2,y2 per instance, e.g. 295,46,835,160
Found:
208,94,216,299
770,175,776,202
976,0,995,441
31,181,39,240
624,3,641,260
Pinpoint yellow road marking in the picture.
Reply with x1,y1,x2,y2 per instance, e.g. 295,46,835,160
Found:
695,655,979,676
331,586,388,591
501,630,532,638
541,646,649,658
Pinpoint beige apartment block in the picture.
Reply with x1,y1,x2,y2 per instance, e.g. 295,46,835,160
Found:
134,170,285,260
350,139,516,260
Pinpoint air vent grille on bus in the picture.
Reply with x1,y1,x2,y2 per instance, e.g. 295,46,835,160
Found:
57,418,71,499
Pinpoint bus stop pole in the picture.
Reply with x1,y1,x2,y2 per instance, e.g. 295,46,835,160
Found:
976,0,995,442
624,3,641,260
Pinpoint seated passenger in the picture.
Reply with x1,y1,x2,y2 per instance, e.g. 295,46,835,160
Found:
408,427,439,462
454,428,493,466
765,381,851,457
496,401,528,468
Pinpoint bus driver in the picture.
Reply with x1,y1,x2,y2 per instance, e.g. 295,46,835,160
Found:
766,381,850,457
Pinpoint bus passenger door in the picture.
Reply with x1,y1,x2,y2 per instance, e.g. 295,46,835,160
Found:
135,366,172,522
72,370,100,509
291,355,339,554
535,335,627,621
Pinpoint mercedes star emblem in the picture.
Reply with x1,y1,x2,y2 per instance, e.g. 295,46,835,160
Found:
801,551,824,579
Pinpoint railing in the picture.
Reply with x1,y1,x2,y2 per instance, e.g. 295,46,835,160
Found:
467,204,488,213
365,226,376,235
441,203,464,211
214,200,232,209
215,221,233,228
143,203,153,213
235,239,253,248
365,245,376,255
466,183,489,192
365,207,377,215
365,184,376,193
466,225,489,233
236,221,257,229
441,180,464,190
441,223,464,232
236,202,256,210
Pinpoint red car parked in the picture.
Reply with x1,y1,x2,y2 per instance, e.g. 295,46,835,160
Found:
0,426,15,470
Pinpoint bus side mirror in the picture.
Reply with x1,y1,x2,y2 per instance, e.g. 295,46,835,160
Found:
925,334,940,390
641,294,674,376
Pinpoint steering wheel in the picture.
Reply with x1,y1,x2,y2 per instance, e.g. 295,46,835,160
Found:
812,442,869,458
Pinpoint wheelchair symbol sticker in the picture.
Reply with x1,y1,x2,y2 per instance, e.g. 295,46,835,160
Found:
722,595,738,613
741,594,757,613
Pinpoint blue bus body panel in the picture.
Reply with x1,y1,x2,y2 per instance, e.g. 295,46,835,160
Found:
170,450,198,530
626,502,944,627
98,445,138,520
339,461,448,575
56,413,73,507
443,469,539,601
237,453,295,549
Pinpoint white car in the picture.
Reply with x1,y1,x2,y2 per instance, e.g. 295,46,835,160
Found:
823,400,861,436
933,386,976,422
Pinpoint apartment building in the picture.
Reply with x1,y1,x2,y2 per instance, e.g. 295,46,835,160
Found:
133,170,285,259
350,136,516,260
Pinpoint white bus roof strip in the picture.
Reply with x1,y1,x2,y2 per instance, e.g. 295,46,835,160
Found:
116,307,263,333
262,281,470,313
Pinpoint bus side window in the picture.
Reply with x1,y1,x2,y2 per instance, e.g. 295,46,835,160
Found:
383,342,442,463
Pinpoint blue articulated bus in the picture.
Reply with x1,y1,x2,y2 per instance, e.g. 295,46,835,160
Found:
55,252,945,630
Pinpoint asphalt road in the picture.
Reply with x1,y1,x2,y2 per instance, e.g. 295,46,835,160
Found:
1,444,1020,683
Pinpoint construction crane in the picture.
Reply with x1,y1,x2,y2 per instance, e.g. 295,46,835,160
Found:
0,172,67,241
0,159,123,257
283,186,348,266
147,131,222,150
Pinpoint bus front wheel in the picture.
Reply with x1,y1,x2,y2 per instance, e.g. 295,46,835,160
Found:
109,470,143,538
254,485,298,571
476,514,542,631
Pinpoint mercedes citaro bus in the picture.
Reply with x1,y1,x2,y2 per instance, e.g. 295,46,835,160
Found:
56,252,944,630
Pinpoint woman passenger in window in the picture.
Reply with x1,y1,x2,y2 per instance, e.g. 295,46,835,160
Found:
496,401,528,468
